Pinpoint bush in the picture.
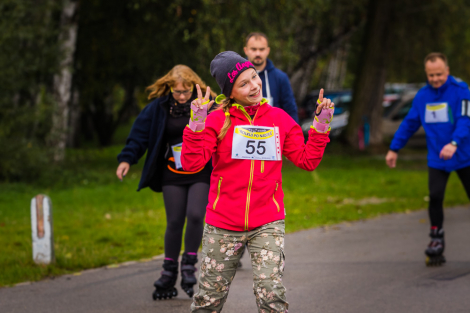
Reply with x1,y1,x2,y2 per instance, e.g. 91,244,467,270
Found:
0,137,50,182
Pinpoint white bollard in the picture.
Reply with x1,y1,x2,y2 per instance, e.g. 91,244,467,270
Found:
31,194,55,264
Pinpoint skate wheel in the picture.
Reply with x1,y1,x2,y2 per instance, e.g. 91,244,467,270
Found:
152,290,158,301
153,288,178,300
186,288,194,298
181,286,194,298
425,255,446,267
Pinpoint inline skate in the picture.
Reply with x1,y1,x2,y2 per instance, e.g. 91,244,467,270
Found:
425,228,446,266
152,259,178,300
180,252,198,298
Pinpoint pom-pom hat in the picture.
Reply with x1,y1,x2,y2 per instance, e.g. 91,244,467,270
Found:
210,51,255,103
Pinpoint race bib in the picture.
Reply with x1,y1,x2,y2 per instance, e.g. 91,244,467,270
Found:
232,126,281,161
425,103,448,123
171,143,183,169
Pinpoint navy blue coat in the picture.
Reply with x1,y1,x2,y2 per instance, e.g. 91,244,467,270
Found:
258,59,299,123
117,96,170,192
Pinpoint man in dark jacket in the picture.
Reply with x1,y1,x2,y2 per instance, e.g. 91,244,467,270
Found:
244,32,299,123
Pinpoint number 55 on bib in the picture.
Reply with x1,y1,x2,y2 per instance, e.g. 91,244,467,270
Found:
232,126,282,161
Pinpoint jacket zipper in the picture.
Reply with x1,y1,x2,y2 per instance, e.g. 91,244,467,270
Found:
261,160,264,173
273,182,280,212
246,160,254,229
236,105,259,230
213,177,223,210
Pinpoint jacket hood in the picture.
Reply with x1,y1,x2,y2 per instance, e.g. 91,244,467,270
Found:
426,75,455,100
246,57,276,72
264,59,276,72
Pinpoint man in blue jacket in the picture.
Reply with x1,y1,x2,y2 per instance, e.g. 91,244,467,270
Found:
385,52,470,266
244,32,299,123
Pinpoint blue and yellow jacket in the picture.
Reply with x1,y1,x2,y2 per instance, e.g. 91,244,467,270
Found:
390,76,470,172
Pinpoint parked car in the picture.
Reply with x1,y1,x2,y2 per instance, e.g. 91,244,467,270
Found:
300,87,425,146
298,89,351,121
300,91,352,138
382,90,426,147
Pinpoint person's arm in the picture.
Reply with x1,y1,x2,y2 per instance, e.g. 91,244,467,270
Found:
439,88,470,160
389,98,422,152
386,97,422,168
282,124,330,171
452,89,470,145
282,90,332,171
181,125,218,172
181,85,217,172
117,104,154,165
278,72,299,124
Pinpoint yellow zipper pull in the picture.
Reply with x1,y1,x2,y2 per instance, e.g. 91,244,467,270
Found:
273,182,280,212
213,177,223,210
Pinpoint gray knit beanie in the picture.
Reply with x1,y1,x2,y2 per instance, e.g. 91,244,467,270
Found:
210,51,255,102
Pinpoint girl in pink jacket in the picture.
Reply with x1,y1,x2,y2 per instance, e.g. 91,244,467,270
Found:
182,51,334,313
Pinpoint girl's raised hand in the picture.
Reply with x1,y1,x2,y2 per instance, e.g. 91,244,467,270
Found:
312,88,335,133
189,84,214,131
316,88,334,115
191,84,214,111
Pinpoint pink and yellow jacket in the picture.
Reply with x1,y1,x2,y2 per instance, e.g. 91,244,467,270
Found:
181,100,329,231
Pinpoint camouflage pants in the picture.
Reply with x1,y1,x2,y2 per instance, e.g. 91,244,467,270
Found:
190,220,288,313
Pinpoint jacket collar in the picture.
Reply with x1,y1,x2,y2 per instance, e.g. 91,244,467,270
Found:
264,59,275,71
229,98,270,123
253,58,275,74
426,75,454,98
157,94,171,106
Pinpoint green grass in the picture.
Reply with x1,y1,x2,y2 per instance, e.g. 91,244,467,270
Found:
0,145,469,287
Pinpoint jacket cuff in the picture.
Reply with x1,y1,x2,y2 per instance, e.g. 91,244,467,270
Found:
186,123,205,132
452,138,460,146
117,156,134,165
310,124,330,134
188,119,205,132
308,127,330,136
389,143,400,153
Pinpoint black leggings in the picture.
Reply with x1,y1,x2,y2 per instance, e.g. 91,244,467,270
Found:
162,182,209,261
428,166,470,229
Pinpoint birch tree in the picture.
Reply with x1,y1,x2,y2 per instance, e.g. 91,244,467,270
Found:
49,0,78,161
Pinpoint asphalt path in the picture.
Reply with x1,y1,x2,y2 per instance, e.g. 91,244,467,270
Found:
1,206,470,313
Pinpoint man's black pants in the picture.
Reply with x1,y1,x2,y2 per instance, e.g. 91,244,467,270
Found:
428,166,470,229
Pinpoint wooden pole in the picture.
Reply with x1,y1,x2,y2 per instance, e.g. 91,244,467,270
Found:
31,195,55,264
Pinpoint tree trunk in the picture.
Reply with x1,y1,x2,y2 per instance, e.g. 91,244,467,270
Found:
290,29,321,104
49,0,78,161
325,51,340,90
290,57,318,105
325,45,349,90
337,44,350,89
90,83,136,147
346,0,394,149
67,86,80,147
90,95,114,147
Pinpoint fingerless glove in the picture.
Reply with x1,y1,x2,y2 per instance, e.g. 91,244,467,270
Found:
188,99,209,132
312,107,334,134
